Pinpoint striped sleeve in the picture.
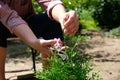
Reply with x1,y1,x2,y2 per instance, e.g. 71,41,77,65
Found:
36,0,63,19
0,1,27,33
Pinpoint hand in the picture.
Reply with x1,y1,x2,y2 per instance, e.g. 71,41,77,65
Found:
53,38,63,49
38,38,63,67
59,10,79,36
37,39,57,59
38,38,63,58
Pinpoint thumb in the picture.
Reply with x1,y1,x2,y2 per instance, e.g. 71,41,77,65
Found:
64,14,69,21
40,39,56,46
59,14,69,30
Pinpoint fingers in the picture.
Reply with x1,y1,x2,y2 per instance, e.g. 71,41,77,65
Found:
39,40,53,59
61,10,79,35
40,39,56,46
38,39,56,58
64,10,76,27
53,38,63,49
40,38,63,60
64,15,79,35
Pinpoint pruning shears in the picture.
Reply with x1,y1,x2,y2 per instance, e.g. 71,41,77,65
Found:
50,39,69,61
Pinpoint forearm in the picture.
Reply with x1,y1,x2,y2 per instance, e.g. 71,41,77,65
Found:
51,4,66,22
13,24,40,51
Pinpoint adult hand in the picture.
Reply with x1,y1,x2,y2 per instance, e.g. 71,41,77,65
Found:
38,38,63,67
38,39,56,59
59,10,79,36
38,38,63,57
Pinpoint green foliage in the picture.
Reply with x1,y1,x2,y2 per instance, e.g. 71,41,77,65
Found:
63,0,100,30
104,26,120,38
94,0,120,29
35,36,101,80
64,35,91,48
32,0,43,13
62,0,81,12
32,0,102,30
80,9,100,30
62,0,100,12
32,0,120,30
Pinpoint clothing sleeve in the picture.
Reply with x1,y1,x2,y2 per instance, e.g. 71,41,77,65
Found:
0,1,27,33
36,0,63,19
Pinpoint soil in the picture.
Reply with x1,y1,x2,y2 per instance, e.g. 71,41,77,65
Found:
5,31,120,80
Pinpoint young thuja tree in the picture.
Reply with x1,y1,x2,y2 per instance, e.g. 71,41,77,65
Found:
35,36,101,80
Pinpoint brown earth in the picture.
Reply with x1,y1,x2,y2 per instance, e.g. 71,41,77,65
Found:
86,36,120,80
5,31,120,80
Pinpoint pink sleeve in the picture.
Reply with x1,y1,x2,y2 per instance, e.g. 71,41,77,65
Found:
0,1,27,33
36,0,63,18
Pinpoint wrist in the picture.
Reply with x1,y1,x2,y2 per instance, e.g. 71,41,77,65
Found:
52,4,66,21
59,14,65,30
29,39,41,51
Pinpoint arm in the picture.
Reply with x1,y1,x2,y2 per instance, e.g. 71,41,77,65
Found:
36,0,79,35
0,1,27,33
13,24,56,58
0,1,56,58
52,4,79,35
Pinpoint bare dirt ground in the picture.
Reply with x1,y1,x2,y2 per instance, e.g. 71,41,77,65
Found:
86,36,120,80
5,40,42,80
5,31,120,80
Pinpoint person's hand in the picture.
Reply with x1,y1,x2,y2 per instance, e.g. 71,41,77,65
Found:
37,38,63,67
37,39,56,59
37,38,63,58
59,10,79,36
